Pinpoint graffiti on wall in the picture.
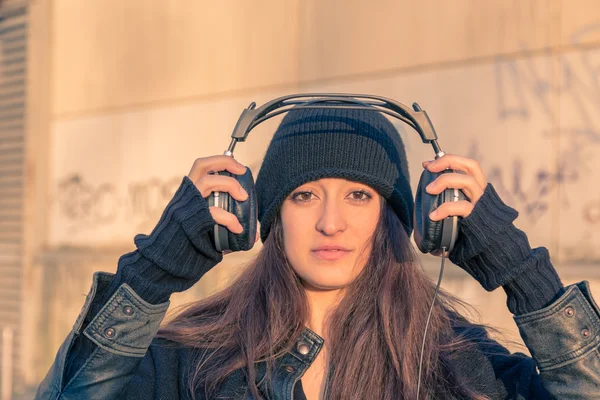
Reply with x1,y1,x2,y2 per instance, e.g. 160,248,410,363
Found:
55,175,120,227
53,160,263,235
490,27,600,227
54,174,182,232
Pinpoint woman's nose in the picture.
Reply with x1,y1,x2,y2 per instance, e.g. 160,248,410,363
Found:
315,202,347,235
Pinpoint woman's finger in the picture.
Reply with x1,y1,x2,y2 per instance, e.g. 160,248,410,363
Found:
195,174,249,201
425,172,484,204
209,206,244,234
429,200,474,221
188,155,246,182
422,154,487,189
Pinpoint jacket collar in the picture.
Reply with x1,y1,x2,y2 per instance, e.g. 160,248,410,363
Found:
252,327,324,399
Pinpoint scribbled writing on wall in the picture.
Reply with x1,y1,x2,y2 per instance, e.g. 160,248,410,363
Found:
54,174,182,233
492,26,600,226
55,174,119,227
126,177,182,231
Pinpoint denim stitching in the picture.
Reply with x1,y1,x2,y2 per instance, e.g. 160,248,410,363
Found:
120,284,170,314
88,291,124,335
574,292,598,334
540,340,600,371
84,285,168,355
515,285,579,325
537,294,600,369
515,285,600,369
283,361,305,400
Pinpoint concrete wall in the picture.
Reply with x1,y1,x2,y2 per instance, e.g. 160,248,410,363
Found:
19,0,600,393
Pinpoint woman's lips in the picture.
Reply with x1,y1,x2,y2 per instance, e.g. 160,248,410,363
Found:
311,249,352,261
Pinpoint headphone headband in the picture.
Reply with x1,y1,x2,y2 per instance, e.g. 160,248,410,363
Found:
225,93,444,157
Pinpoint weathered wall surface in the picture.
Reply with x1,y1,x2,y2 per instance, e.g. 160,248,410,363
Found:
18,0,600,392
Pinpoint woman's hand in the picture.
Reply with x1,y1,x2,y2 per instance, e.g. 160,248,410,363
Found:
187,155,259,243
423,154,488,221
423,154,488,257
422,153,488,222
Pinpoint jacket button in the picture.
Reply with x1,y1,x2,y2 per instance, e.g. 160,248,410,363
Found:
565,307,575,317
104,327,116,338
297,343,310,355
123,306,134,316
284,366,295,373
582,328,591,338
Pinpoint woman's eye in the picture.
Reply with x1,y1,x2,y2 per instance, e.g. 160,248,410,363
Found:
290,190,372,203
291,191,314,203
350,190,373,202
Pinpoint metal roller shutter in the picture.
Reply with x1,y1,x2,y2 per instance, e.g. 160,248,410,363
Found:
0,2,27,397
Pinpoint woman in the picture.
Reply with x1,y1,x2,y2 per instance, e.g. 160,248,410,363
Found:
36,107,600,399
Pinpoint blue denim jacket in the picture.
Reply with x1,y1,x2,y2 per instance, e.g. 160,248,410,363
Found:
34,270,600,399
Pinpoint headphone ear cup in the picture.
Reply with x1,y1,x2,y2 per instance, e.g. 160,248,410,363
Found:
414,169,467,254
207,168,258,253
414,169,446,254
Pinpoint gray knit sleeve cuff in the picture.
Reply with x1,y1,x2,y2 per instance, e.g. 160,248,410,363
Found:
102,176,223,306
449,184,520,265
449,183,529,289
448,183,564,315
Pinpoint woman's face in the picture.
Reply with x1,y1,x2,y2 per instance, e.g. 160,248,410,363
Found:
279,178,382,291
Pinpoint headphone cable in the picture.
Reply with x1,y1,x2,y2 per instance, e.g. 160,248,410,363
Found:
416,248,447,399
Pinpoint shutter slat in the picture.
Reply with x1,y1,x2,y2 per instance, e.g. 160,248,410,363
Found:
0,233,20,242
1,38,25,53
0,166,24,176
0,241,20,251
0,131,23,141
1,32,26,44
0,101,24,111
0,201,21,210
0,178,24,187
0,112,24,121
0,15,25,34
0,95,24,108
0,295,20,308
0,5,27,393
0,188,23,197
0,90,22,102
0,121,23,130
0,140,23,152
0,225,22,234
0,201,21,209
0,78,24,90
0,215,21,223
0,263,22,272
0,154,23,165
2,52,25,66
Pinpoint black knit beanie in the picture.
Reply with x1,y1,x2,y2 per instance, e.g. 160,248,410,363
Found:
255,106,414,243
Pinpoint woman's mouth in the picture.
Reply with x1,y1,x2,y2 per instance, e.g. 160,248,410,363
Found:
311,249,351,261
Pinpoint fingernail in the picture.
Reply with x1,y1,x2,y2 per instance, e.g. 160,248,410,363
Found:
429,210,438,219
426,183,434,192
240,188,248,198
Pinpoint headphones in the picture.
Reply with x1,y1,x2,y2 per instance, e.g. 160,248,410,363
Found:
207,93,467,255
207,93,467,397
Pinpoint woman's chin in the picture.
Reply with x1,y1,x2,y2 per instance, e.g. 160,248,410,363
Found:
300,275,353,292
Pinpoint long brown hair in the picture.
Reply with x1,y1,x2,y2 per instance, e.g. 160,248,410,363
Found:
157,199,499,399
